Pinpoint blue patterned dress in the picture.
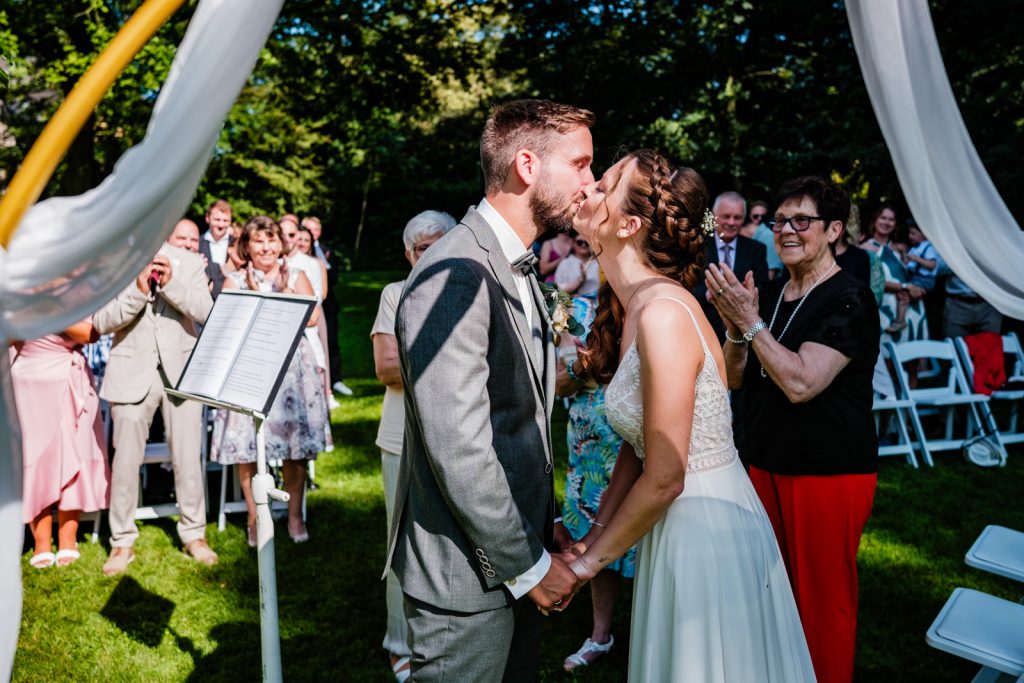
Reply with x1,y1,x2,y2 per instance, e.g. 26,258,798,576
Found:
873,241,929,344
562,293,636,578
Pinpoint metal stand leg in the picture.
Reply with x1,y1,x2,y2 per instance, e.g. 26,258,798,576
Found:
252,415,289,683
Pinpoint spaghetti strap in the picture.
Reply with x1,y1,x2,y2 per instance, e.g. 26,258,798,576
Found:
647,296,712,355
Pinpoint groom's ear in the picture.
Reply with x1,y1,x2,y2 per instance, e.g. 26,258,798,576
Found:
512,149,541,188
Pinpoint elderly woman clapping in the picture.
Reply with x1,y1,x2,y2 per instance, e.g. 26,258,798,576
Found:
705,176,880,683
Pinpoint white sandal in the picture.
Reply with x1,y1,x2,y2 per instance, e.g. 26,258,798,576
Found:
56,548,81,566
564,635,614,671
391,655,410,683
29,552,56,569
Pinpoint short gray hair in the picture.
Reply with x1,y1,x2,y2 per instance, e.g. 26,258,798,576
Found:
402,210,457,251
712,191,746,216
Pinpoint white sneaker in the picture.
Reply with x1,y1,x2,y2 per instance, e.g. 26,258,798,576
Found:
332,380,353,396
327,395,341,410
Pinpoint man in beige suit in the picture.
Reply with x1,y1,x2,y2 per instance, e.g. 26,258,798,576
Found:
94,241,216,575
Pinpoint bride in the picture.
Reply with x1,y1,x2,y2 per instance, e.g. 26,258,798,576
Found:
564,149,816,681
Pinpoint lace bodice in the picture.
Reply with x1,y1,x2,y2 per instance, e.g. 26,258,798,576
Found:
605,298,737,473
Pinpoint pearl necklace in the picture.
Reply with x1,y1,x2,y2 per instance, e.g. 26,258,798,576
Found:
761,261,837,378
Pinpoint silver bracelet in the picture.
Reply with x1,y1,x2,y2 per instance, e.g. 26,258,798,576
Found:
592,521,606,529
553,516,563,524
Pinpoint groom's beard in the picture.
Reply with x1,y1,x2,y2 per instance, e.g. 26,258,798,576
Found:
530,181,577,238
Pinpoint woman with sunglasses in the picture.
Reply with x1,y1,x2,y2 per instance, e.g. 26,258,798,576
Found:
707,176,880,683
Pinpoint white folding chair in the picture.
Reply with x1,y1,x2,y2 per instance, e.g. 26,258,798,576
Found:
966,525,1024,584
872,395,922,467
926,588,1024,678
886,339,1006,465
954,335,1024,446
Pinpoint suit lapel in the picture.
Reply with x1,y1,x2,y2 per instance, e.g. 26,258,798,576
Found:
464,210,546,398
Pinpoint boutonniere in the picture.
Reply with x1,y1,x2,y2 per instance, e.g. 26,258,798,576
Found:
537,282,585,344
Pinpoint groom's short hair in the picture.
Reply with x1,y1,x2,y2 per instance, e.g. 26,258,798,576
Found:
480,99,595,194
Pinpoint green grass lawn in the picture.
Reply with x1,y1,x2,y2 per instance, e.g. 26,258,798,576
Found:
16,270,1024,682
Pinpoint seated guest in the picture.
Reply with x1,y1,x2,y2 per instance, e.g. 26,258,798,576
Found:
371,209,456,683
708,175,879,683
11,319,110,569
94,241,216,575
211,216,325,545
861,205,928,341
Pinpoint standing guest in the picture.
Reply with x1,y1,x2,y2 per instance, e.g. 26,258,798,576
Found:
199,199,232,297
11,319,110,569
539,231,575,283
303,215,350,398
741,199,782,279
708,175,879,683
371,210,456,683
383,99,593,681
282,219,332,414
296,226,332,400
211,216,325,545
93,242,216,575
861,205,928,341
167,219,201,254
302,216,331,271
694,190,768,463
693,191,769,344
939,261,1003,339
553,235,632,673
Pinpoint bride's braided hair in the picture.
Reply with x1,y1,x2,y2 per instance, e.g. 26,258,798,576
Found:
581,149,709,383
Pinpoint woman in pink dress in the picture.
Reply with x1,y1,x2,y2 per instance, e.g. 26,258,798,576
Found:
11,319,110,568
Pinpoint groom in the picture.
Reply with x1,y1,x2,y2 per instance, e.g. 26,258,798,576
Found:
383,99,595,681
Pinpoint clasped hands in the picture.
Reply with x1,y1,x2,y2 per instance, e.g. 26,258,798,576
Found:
705,263,760,337
528,522,600,616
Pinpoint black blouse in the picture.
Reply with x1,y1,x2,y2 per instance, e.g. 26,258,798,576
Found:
744,269,881,475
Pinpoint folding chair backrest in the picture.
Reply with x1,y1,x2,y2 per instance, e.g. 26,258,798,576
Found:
887,339,972,401
1005,332,1024,380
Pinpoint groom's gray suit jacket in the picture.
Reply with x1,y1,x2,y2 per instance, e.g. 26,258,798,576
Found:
383,207,556,614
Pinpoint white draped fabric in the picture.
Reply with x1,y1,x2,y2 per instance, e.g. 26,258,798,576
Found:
846,0,1024,318
0,0,283,675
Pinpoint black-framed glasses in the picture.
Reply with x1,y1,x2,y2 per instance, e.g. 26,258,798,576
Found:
769,215,824,232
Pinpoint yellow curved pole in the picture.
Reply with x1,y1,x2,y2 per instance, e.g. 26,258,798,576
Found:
0,0,187,248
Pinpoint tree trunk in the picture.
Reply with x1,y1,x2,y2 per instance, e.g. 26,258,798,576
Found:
352,158,373,265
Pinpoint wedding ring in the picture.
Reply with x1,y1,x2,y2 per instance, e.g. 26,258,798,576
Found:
554,600,562,606
716,287,725,296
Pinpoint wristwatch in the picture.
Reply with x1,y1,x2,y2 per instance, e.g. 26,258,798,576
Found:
743,320,767,343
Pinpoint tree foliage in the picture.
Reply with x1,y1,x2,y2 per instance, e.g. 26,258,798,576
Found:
1,0,1021,267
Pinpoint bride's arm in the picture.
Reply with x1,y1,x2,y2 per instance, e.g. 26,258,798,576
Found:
571,440,643,552
570,300,701,582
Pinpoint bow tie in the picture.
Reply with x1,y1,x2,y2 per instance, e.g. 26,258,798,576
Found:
511,251,539,276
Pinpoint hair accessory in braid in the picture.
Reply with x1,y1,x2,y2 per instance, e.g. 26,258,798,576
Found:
700,209,717,237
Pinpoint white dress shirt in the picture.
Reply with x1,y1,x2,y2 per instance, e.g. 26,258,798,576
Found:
203,231,230,265
474,198,551,599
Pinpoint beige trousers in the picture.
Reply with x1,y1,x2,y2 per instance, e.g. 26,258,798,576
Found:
108,365,206,547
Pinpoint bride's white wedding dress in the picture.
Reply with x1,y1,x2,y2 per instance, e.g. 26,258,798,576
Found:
605,298,816,682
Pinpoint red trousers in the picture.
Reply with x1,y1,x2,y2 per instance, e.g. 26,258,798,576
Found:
749,466,877,683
